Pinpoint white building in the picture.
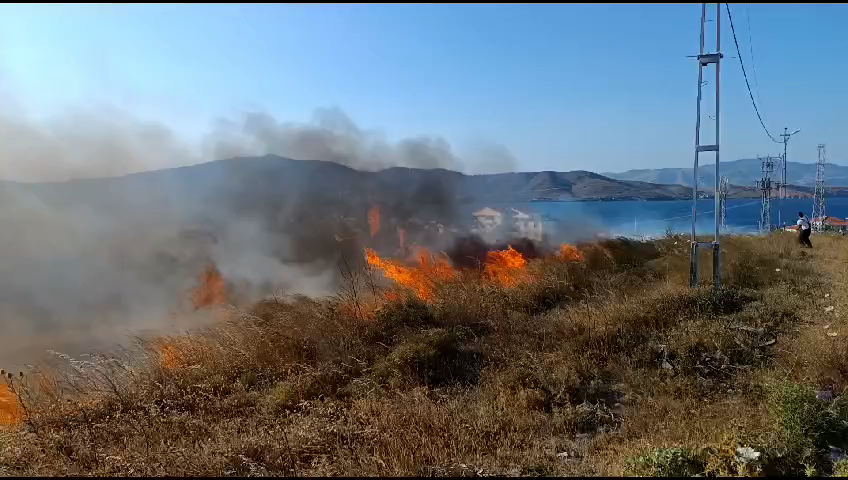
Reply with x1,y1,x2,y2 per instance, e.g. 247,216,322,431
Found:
511,208,544,242
472,207,504,232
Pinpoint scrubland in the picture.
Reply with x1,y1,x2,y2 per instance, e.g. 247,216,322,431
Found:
1,233,847,477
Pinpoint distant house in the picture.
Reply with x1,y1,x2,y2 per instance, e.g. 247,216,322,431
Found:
472,207,504,232
511,208,544,241
784,216,848,233
471,206,547,242
814,216,848,232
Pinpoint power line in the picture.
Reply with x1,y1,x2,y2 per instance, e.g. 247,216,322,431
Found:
744,4,762,107
725,3,780,144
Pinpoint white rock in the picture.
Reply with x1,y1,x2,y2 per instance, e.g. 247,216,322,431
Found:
736,446,761,464
827,332,838,337
825,306,835,313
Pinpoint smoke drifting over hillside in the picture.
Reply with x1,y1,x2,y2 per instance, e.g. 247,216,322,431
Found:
203,107,489,174
0,101,516,368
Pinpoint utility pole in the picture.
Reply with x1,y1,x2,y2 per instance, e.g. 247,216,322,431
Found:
690,3,722,288
719,176,729,231
756,156,777,234
812,144,826,233
779,127,801,226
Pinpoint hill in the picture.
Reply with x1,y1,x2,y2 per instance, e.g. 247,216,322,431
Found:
603,158,848,188
0,155,695,209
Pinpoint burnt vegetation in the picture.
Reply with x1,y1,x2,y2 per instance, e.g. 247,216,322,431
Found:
2,232,848,477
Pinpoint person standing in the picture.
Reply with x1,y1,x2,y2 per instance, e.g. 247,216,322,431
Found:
797,211,812,248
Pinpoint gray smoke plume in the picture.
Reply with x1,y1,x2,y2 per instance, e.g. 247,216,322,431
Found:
202,107,463,172
0,101,516,368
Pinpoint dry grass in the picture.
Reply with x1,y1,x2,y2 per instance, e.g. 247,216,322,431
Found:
1,232,846,476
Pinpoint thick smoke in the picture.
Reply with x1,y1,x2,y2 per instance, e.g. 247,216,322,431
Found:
0,102,510,368
202,107,463,172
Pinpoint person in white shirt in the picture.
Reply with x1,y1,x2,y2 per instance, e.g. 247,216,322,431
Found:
797,211,812,248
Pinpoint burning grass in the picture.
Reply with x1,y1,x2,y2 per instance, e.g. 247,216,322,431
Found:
3,232,847,476
0,384,22,427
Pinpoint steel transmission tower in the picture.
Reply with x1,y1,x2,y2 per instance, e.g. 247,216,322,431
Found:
812,144,827,232
756,156,778,233
690,3,722,288
719,176,729,230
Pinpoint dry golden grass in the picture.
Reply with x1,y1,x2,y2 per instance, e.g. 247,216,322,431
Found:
1,232,846,477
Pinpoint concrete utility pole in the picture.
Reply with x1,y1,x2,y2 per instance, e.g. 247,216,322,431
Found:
719,176,729,231
778,127,801,225
690,3,722,288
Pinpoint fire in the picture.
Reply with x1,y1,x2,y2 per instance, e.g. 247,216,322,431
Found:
368,205,381,237
0,383,22,427
484,245,528,286
159,341,184,370
191,264,227,310
558,244,585,262
365,247,456,301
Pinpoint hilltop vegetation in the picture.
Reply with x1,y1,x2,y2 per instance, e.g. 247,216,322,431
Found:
1,232,847,476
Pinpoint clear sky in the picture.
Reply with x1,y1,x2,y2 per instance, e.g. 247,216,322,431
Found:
0,3,844,174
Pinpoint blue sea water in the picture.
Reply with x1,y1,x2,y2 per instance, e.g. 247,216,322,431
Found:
469,197,848,239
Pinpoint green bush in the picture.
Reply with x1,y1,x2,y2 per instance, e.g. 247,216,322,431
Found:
374,328,480,387
626,447,706,477
834,458,848,477
762,381,848,475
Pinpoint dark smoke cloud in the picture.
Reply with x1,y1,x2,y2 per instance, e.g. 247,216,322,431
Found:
445,235,548,270
0,101,518,368
202,107,463,172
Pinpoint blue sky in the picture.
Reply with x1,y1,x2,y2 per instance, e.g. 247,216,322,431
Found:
0,3,844,174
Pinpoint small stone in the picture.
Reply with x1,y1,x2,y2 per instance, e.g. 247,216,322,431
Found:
661,360,673,370
825,293,831,298
825,324,831,329
827,332,838,337
830,446,846,463
816,390,833,402
825,306,835,313
775,268,781,272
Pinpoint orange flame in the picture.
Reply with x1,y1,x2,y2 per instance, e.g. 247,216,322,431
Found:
365,247,456,301
159,341,184,370
484,245,528,286
0,383,23,427
368,205,381,237
558,244,585,262
191,264,227,310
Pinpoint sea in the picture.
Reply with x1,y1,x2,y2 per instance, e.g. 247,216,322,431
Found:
468,197,848,240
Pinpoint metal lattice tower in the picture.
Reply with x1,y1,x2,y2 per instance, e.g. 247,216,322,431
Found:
719,176,729,230
756,156,778,234
812,144,827,232
689,3,722,288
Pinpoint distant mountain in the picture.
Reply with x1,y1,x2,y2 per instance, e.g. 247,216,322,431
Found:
603,158,848,188
0,155,698,213
6,157,848,215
